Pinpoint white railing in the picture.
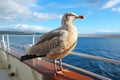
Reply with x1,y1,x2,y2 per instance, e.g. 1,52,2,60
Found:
0,35,6,49
62,62,111,80
71,52,120,65
2,34,120,80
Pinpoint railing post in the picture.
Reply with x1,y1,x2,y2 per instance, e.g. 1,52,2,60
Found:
32,34,35,45
1,35,6,50
7,34,10,51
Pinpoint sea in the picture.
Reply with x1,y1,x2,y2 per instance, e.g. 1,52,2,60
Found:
0,35,120,80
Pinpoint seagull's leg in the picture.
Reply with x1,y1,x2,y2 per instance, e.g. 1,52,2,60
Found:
59,58,69,73
54,60,57,72
54,60,57,73
54,58,64,75
59,58,63,71
54,59,68,75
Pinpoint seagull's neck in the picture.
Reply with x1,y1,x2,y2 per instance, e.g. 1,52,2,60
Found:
62,20,75,31
62,20,78,42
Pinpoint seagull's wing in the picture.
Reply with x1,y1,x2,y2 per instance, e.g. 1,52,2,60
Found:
28,29,66,56
36,28,62,44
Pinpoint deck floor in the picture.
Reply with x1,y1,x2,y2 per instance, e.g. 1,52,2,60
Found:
0,48,93,80
0,69,20,80
0,62,20,80
0,69,12,80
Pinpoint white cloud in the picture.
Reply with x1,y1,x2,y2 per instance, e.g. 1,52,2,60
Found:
102,0,120,9
0,24,52,33
33,12,62,21
0,0,32,22
0,0,61,22
14,24,52,32
112,7,120,13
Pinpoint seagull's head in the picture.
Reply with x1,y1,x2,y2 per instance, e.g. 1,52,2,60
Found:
62,12,84,22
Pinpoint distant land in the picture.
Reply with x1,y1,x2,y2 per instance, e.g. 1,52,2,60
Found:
0,31,120,38
0,31,43,35
78,34,120,38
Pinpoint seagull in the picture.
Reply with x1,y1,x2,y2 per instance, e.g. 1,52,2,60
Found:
21,12,84,74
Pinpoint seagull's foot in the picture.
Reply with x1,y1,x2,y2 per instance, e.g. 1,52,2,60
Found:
61,69,69,73
56,71,64,75
56,69,69,75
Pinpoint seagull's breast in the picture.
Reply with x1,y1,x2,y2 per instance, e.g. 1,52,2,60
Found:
67,26,78,43
46,27,77,60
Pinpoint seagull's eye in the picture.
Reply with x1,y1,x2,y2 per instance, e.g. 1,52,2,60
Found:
65,14,75,19
67,14,74,16
64,13,76,20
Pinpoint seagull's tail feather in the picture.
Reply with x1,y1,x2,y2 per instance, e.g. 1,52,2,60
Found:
20,54,46,61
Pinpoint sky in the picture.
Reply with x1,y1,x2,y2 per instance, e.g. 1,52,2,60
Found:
0,0,120,34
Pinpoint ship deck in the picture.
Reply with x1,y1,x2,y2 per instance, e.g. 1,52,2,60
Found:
0,69,12,80
0,59,20,80
0,35,113,80
0,48,93,80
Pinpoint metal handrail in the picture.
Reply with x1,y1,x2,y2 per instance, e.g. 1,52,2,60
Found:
9,41,120,65
71,52,120,65
62,62,111,80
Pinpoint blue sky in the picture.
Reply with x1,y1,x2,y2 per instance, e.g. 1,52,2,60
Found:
0,0,120,34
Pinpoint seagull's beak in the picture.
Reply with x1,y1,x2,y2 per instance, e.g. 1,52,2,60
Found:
76,16,84,19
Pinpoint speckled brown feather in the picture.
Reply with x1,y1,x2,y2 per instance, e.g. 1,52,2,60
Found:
27,12,83,60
